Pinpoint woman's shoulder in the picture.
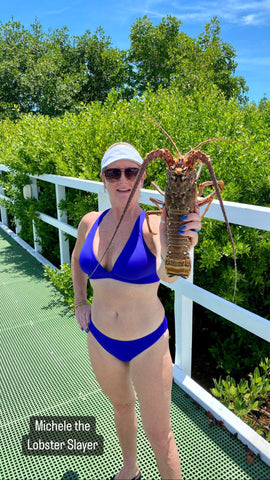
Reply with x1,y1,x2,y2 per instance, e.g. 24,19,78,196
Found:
80,210,99,225
78,210,105,236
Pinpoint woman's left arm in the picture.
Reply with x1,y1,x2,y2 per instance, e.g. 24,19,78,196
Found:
156,205,201,283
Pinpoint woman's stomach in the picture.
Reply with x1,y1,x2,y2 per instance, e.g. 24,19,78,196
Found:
89,278,164,340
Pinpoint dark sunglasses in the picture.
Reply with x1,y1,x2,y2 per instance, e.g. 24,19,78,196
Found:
103,167,140,182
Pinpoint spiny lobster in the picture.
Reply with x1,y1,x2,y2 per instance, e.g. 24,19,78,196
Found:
93,116,237,300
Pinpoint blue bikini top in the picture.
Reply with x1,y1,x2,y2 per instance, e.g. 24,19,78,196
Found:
79,209,160,284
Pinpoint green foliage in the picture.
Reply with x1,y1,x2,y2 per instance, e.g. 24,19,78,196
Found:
196,18,248,102
128,15,185,93
0,15,250,119
59,190,98,228
44,263,93,310
211,359,270,440
209,319,269,378
0,170,39,245
0,19,125,117
128,16,247,102
73,27,126,104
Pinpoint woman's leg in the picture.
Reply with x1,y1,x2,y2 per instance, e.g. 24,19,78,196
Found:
131,329,182,480
87,332,140,480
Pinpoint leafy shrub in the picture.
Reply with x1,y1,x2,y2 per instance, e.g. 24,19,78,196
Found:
209,318,269,378
211,358,270,440
44,263,93,310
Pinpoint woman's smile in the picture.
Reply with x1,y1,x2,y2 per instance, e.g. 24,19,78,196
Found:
117,187,131,192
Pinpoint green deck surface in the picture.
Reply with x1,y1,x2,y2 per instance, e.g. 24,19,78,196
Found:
1,227,269,480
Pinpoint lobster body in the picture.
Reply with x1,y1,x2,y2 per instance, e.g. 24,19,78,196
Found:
145,147,230,281
165,165,197,278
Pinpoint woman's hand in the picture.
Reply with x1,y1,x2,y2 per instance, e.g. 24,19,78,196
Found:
74,303,91,333
178,204,201,249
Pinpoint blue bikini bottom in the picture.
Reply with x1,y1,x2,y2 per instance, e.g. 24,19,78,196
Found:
89,316,168,362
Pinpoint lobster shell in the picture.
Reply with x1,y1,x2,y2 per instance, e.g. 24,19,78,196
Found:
165,167,197,278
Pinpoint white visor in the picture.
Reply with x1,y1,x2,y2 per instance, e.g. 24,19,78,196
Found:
101,143,143,171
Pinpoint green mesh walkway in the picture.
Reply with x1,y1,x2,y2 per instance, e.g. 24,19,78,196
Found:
1,227,269,480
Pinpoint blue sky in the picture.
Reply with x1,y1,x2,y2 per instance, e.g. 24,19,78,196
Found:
1,0,270,104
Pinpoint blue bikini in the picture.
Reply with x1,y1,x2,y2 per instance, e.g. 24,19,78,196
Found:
79,209,168,362
89,316,168,362
79,209,160,284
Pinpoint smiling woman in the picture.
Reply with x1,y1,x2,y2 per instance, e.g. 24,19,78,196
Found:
101,160,144,210
71,142,201,480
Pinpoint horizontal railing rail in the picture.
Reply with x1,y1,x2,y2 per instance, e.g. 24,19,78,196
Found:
1,165,270,464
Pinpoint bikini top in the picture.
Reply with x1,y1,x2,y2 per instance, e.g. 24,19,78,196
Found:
79,209,160,284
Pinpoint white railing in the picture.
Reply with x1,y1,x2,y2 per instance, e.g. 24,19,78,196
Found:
1,165,270,464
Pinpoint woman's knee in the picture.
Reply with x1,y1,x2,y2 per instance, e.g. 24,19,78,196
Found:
145,425,174,452
112,399,137,417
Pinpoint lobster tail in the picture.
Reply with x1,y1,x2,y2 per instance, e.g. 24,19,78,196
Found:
164,168,197,278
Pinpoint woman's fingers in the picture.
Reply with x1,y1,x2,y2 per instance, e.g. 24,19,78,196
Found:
179,207,201,249
159,206,202,250
178,221,201,234
75,304,91,332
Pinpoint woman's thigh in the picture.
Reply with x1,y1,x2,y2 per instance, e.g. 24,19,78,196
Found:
130,330,173,432
87,331,136,405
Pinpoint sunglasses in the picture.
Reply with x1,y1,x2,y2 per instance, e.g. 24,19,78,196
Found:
103,167,140,182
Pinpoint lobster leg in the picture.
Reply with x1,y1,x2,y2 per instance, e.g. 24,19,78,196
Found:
198,180,225,218
150,181,165,196
198,180,224,196
144,181,166,234
149,197,165,207
145,210,161,234
146,197,165,234
149,197,164,210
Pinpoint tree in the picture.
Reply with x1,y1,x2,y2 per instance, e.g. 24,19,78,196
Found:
127,15,188,93
0,16,250,119
20,25,85,116
0,19,126,117
195,17,248,100
127,15,248,101
72,27,126,104
0,19,32,116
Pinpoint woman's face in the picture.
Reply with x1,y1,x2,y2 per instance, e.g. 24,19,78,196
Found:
100,160,145,208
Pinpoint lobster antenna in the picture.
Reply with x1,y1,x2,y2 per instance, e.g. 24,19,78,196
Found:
127,110,182,157
192,138,238,182
196,162,203,180
201,155,238,302
191,137,238,152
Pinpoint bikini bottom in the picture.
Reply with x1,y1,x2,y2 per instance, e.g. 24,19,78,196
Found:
89,316,168,362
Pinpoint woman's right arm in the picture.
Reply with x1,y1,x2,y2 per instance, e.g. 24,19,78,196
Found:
71,215,93,331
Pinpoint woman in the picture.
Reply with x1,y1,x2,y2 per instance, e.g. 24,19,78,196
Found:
71,142,201,480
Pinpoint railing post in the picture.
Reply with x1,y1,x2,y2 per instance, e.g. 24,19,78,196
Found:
173,249,194,376
30,178,42,253
0,175,8,226
55,184,70,265
14,186,21,235
98,188,111,211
